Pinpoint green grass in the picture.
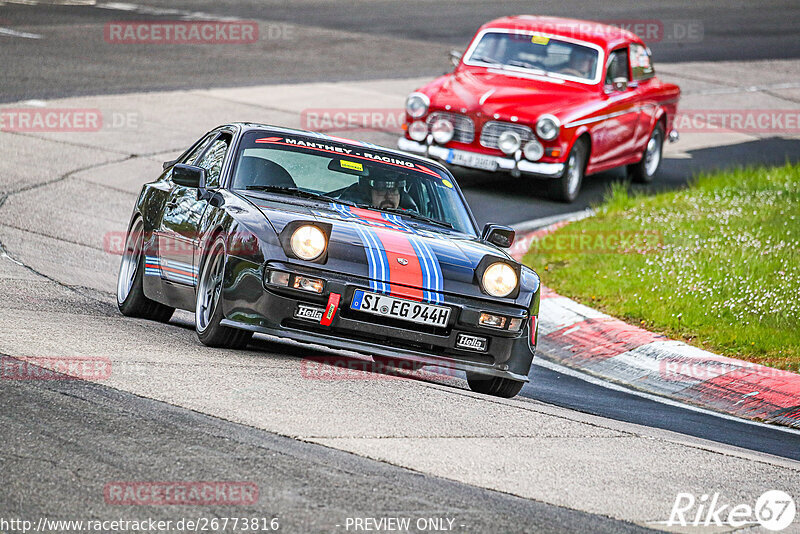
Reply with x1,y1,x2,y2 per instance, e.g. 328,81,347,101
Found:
523,163,800,371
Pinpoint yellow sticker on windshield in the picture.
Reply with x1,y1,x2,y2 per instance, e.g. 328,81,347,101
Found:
340,160,363,171
442,179,453,188
531,35,549,45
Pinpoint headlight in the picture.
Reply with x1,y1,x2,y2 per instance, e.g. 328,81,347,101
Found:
405,92,429,119
523,139,544,161
408,120,428,141
482,262,518,298
431,118,454,144
497,131,522,155
536,115,560,141
290,225,326,261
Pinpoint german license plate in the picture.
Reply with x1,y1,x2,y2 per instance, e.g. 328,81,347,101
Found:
448,149,498,171
351,290,450,328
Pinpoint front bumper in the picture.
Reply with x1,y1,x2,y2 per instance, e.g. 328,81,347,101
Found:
397,138,564,178
221,261,536,382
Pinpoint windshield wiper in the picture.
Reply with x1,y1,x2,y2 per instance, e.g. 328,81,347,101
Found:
506,60,550,76
244,185,356,206
365,205,454,229
471,55,505,69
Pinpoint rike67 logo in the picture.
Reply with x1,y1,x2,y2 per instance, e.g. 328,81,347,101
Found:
660,490,796,531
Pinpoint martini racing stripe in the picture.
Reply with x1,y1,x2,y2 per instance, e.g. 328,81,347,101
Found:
353,224,390,293
328,203,443,303
144,256,197,284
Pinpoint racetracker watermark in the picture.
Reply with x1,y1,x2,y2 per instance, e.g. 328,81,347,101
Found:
508,19,703,44
103,231,260,257
528,230,663,254
0,356,112,381
654,490,796,531
104,21,260,44
675,110,800,133
104,481,259,506
301,108,405,134
0,108,142,132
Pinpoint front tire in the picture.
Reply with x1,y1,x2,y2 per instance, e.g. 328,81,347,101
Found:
548,138,587,203
466,372,524,398
195,234,252,349
628,122,664,183
116,217,174,322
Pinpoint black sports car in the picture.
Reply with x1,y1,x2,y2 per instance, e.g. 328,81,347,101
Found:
117,123,540,397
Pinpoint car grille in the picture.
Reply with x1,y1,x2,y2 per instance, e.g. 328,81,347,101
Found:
480,121,533,149
427,112,474,143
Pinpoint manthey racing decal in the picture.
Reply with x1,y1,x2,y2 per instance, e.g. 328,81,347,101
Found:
328,203,444,304
254,136,440,177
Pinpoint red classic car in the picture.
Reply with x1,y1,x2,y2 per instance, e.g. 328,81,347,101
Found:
398,16,680,202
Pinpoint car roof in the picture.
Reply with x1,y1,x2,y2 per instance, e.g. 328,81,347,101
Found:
478,15,644,51
229,122,450,172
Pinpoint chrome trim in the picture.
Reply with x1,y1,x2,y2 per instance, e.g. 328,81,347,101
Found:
564,107,641,128
397,138,564,178
427,111,474,143
535,114,561,140
405,92,430,119
479,88,496,105
480,121,532,149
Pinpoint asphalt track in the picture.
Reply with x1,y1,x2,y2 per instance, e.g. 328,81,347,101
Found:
2,0,800,531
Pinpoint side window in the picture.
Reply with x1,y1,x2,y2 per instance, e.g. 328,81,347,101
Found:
196,134,231,188
605,48,629,84
182,134,215,166
630,44,655,81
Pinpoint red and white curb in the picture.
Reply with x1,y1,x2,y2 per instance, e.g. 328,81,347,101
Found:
512,214,800,430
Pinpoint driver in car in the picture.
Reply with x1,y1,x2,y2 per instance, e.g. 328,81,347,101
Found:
561,48,595,78
339,172,417,211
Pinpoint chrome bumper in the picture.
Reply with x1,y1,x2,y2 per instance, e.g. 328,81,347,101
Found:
397,138,564,178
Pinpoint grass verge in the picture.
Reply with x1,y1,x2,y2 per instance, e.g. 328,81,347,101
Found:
523,163,800,371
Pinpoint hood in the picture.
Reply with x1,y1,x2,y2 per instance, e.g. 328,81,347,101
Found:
429,69,594,123
247,195,517,303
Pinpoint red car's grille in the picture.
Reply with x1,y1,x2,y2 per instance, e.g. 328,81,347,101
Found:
427,112,474,143
479,121,533,149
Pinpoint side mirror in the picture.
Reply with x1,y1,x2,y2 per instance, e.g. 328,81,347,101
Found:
171,164,205,188
449,49,463,68
482,223,515,248
612,77,628,91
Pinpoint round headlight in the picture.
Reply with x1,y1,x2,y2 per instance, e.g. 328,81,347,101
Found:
405,92,429,119
523,139,544,161
290,225,326,261
408,120,428,142
482,262,518,298
536,115,560,141
497,131,522,155
431,118,454,144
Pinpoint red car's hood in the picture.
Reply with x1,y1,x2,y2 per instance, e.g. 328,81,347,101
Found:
430,70,595,122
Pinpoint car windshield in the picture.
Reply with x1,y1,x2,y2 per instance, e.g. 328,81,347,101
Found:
467,31,600,82
231,131,477,236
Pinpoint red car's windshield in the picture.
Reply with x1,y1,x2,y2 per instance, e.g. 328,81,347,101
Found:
466,30,601,83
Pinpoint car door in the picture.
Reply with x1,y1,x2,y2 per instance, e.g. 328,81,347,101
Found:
590,47,641,164
158,132,232,289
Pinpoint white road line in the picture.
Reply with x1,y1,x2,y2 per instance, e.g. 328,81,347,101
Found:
532,356,800,436
510,209,594,234
95,2,242,21
0,27,43,39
